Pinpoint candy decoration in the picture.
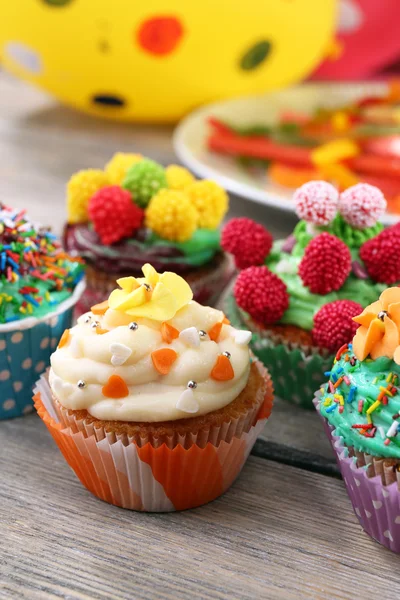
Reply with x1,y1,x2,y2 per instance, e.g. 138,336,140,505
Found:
110,342,132,366
161,322,180,344
145,189,197,242
312,300,363,353
222,316,230,325
91,300,109,315
96,327,109,335
122,158,167,208
88,185,144,245
221,218,273,269
102,374,129,399
360,225,400,284
208,321,223,342
293,180,339,226
299,233,351,295
179,327,200,348
67,169,110,224
339,183,387,229
58,329,70,349
151,348,178,375
234,330,252,346
234,266,289,325
166,165,195,190
186,180,229,229
176,388,199,414
210,354,234,381
104,152,143,185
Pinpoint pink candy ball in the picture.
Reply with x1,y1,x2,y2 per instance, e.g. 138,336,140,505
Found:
293,181,339,226
339,183,387,229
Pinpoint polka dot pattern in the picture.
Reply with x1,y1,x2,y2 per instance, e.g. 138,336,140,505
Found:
0,304,75,419
137,16,184,56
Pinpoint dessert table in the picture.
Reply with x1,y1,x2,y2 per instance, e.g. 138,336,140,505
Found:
1,73,399,600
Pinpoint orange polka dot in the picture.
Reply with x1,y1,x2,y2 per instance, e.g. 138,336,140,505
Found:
210,355,234,381
102,375,129,399
137,16,184,56
58,329,70,349
151,348,178,375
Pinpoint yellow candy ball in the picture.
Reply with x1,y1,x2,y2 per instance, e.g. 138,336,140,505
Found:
166,165,195,190
105,152,143,185
145,189,197,242
67,169,110,224
186,180,229,229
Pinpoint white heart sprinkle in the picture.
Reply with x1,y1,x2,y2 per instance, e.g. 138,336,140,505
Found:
110,343,132,367
179,327,200,348
69,337,82,358
382,489,390,498
384,530,394,542
176,388,199,414
354,478,361,487
365,511,372,519
372,500,382,510
355,507,361,517
234,330,252,346
52,378,74,398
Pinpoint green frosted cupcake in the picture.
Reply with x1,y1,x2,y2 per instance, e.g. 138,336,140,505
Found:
222,181,396,408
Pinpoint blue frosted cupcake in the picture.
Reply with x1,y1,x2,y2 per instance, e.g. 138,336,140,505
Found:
0,204,85,418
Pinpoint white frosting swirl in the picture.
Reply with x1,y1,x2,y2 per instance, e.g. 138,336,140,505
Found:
49,301,251,422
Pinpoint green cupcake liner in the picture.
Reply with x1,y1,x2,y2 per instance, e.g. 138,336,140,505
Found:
224,294,333,409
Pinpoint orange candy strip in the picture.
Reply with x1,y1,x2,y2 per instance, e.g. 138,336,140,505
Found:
161,322,179,344
91,300,109,315
151,348,178,375
210,355,234,381
58,329,70,349
102,374,129,399
208,322,223,342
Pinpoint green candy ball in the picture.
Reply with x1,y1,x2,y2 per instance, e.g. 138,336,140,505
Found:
122,158,167,208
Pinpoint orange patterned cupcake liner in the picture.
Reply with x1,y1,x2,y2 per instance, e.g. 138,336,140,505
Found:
34,361,272,511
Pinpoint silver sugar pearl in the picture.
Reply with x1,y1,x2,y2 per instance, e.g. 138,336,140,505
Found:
378,311,388,321
222,351,231,359
199,330,207,339
187,380,197,389
77,380,86,389
90,321,99,329
129,322,138,331
84,315,92,323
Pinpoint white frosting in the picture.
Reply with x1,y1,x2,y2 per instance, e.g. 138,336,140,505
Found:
49,301,252,422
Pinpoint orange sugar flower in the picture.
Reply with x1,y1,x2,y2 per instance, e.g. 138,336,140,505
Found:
352,288,400,361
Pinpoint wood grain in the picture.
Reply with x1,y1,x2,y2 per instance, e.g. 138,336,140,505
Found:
1,413,398,600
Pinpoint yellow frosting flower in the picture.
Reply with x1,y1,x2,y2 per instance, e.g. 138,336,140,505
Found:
67,169,110,224
352,288,400,361
186,180,229,229
108,264,193,321
145,189,198,242
105,152,143,185
166,165,195,190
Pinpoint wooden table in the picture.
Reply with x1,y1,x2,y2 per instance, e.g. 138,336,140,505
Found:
1,74,399,600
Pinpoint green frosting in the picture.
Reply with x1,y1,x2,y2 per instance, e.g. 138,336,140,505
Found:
266,239,385,330
319,349,400,458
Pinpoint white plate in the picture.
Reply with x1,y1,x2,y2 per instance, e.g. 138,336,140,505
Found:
173,81,399,225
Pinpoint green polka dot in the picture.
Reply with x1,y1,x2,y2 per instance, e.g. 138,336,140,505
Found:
240,40,272,71
43,0,73,6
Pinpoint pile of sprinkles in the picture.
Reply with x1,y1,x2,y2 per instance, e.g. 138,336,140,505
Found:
322,343,400,446
0,204,83,323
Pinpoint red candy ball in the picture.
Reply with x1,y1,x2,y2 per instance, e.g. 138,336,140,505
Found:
221,218,272,269
339,183,386,229
293,180,339,226
89,185,144,245
312,300,363,353
234,265,289,325
299,232,351,295
360,224,400,284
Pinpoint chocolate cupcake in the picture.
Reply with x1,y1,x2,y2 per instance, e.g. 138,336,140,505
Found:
64,153,234,314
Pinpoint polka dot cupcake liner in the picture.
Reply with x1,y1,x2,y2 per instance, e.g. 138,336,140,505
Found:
314,394,400,553
224,294,332,409
0,281,85,420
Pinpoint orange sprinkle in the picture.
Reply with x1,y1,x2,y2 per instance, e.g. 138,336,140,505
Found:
96,327,109,335
333,376,344,389
58,329,70,349
161,322,179,344
210,354,234,381
223,316,230,325
151,348,178,375
102,374,129,399
208,322,223,342
91,300,109,315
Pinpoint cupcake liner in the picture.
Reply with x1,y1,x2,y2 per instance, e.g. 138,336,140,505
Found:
0,281,85,420
314,393,400,553
224,293,331,409
76,254,235,316
33,362,272,512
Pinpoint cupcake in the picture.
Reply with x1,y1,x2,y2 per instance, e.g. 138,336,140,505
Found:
34,264,273,512
222,181,399,408
64,153,234,314
0,204,85,419
315,287,400,552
